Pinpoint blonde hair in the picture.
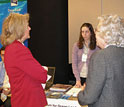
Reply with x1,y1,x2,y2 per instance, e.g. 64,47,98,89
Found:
97,14,124,47
0,13,29,47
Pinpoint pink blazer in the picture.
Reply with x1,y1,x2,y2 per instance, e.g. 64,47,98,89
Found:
4,40,47,107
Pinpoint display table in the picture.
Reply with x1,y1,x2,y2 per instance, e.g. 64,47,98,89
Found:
46,98,88,107
45,84,88,107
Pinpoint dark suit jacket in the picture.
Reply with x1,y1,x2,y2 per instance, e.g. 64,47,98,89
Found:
4,40,47,107
78,46,124,107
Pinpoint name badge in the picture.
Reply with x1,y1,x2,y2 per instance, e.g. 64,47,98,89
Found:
82,54,87,62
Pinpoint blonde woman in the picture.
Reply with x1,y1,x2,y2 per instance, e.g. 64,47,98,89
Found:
78,15,124,107
1,13,47,107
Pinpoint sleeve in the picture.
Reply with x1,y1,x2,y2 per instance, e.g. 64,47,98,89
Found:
72,43,80,81
15,45,47,83
78,51,106,105
0,62,5,85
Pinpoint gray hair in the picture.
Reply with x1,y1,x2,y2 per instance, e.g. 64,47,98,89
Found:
97,14,124,47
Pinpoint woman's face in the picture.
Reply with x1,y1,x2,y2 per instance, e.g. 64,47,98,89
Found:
81,26,91,42
24,25,31,39
95,28,106,49
22,23,31,42
96,35,105,49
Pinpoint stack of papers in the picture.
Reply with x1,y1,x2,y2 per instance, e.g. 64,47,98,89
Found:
45,91,71,100
66,87,82,97
46,98,83,107
49,84,72,92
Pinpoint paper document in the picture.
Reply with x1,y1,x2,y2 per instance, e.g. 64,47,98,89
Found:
42,75,51,89
49,84,72,92
46,98,83,107
66,87,82,97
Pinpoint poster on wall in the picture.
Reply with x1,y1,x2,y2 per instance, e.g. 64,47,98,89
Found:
0,0,27,60
0,0,27,47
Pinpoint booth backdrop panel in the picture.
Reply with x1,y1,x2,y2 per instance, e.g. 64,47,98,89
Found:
28,0,68,84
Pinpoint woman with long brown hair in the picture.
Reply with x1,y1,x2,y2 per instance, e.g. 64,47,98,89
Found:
72,23,99,88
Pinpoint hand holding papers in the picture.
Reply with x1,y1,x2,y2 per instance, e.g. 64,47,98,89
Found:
42,75,51,89
41,66,51,89
42,66,48,71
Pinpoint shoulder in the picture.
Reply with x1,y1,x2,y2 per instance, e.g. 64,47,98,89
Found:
73,42,78,47
72,42,81,53
73,42,79,49
105,45,124,52
5,41,31,59
92,46,100,51
6,41,28,53
90,46,100,54
91,49,105,62
6,40,24,49
96,46,100,50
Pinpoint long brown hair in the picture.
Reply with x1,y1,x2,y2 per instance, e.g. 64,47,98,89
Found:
78,23,96,50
